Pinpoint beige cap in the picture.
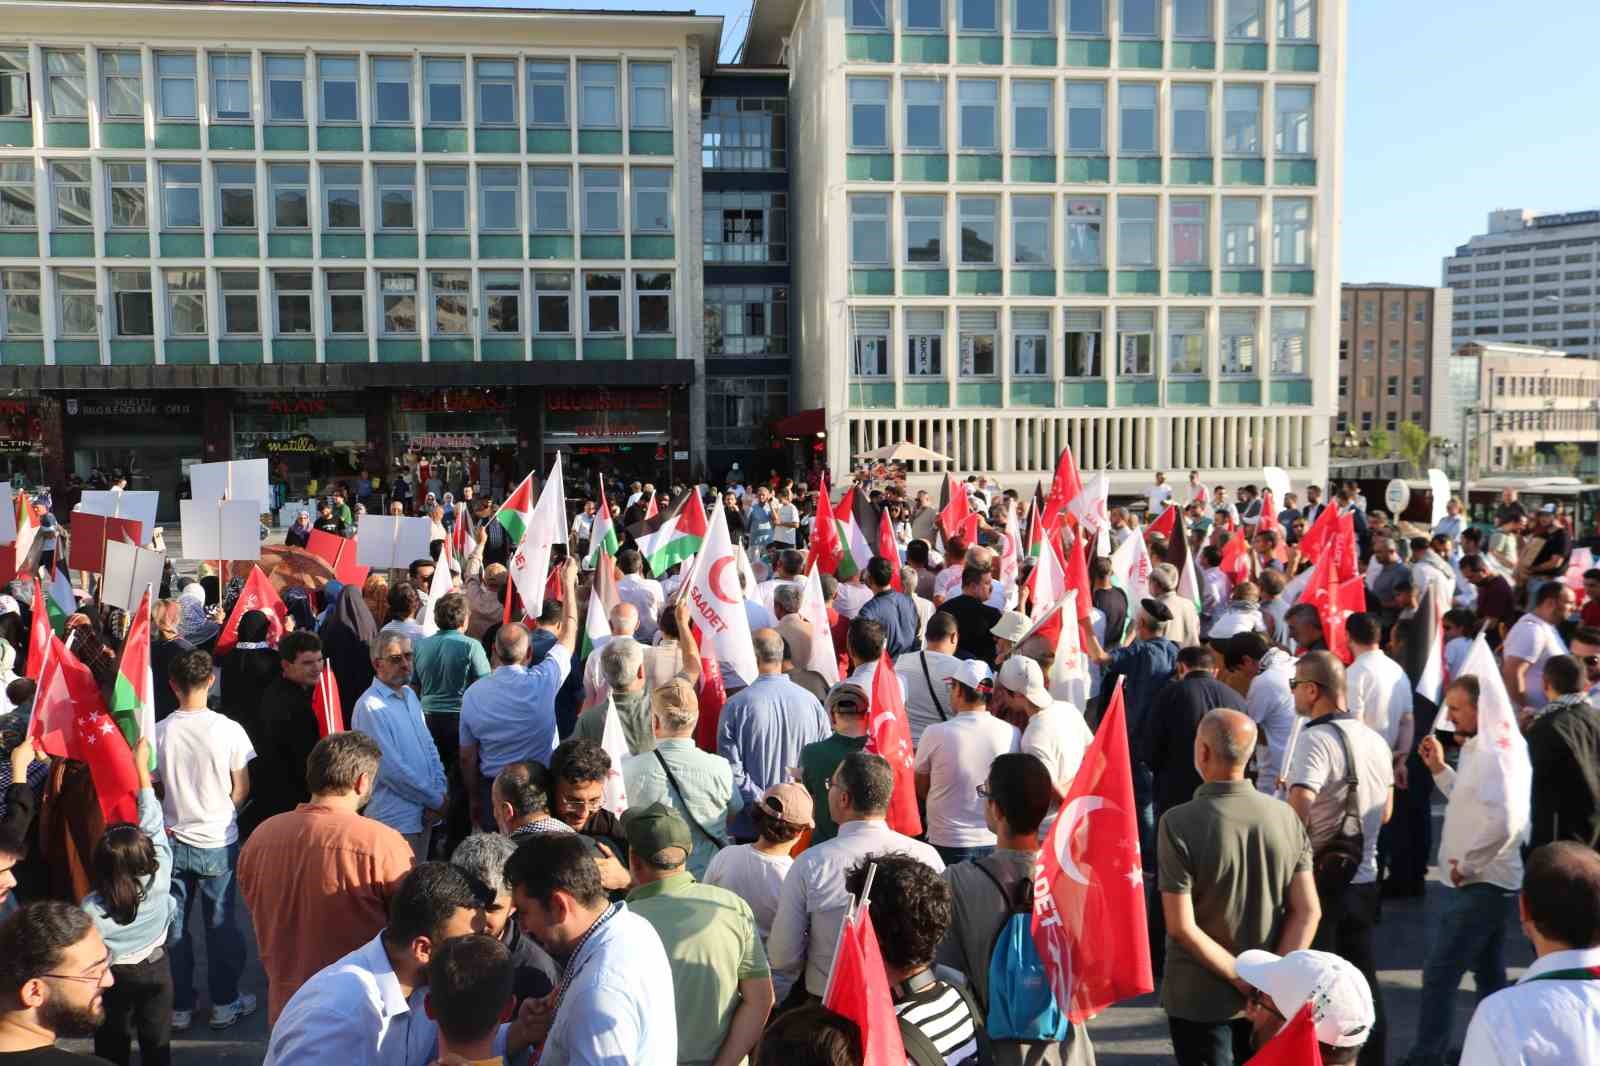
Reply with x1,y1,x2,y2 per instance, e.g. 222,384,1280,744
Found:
991,610,1031,643
651,677,698,716
758,782,816,828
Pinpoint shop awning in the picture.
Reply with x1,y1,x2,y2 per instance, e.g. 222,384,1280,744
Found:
773,408,825,439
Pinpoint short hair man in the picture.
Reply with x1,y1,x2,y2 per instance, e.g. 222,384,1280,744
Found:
1527,653,1600,850
1503,580,1576,711
353,631,447,860
797,685,872,845
622,679,738,878
856,556,922,658
616,546,666,644
576,600,701,759
916,659,1020,865
1237,949,1375,1064
939,564,1002,665
995,654,1095,798
0,902,114,1061
449,833,559,1007
548,738,631,892
1151,562,1202,648
1221,631,1297,796
490,761,574,840
424,934,515,1066
1142,645,1248,821
246,629,327,833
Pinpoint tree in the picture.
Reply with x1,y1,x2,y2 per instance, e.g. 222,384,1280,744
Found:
1397,420,1430,471
1366,428,1391,459
1555,442,1582,476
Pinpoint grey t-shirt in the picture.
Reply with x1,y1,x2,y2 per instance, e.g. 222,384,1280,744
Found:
1286,716,1394,885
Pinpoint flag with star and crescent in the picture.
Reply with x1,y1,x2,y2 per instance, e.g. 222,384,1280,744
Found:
29,631,140,824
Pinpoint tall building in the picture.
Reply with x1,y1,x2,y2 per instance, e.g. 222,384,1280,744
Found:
1449,341,1600,478
747,0,1346,490
1335,282,1452,439
1444,208,1600,360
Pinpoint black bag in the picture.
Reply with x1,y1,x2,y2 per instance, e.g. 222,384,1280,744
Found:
1309,717,1365,892
652,750,725,852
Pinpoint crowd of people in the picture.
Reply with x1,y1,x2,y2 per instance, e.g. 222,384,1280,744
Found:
0,470,1598,1066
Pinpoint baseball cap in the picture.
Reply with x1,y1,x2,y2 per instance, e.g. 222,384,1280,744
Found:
991,609,1031,643
1541,502,1558,514
946,659,993,691
621,802,693,856
758,783,815,828
651,677,698,718
1235,950,1375,1049
825,683,870,715
997,656,1051,709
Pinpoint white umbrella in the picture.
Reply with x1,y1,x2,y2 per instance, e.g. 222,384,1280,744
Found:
856,441,952,463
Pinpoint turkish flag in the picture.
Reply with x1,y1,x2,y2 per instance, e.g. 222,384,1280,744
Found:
1032,678,1152,1023
1145,503,1177,543
1063,526,1094,622
1306,556,1366,665
214,566,288,655
822,902,907,1066
29,634,140,825
1219,528,1253,585
1296,503,1355,578
24,576,50,681
937,473,971,541
311,664,344,737
1245,1003,1324,1066
876,509,903,592
1257,489,1281,534
804,474,843,576
867,651,921,838
1043,444,1084,527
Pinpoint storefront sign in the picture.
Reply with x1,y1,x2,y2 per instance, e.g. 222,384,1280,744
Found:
261,433,322,455
546,389,668,413
398,390,510,414
406,434,485,450
0,440,37,455
545,387,670,443
265,398,330,415
0,401,30,417
65,395,195,419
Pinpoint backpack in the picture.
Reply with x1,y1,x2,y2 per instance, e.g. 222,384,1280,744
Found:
967,861,1071,1044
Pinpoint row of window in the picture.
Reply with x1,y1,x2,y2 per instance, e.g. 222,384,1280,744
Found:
847,191,1312,270
0,49,673,131
1492,375,1600,399
847,76,1313,158
701,97,788,172
0,160,674,237
1337,374,1426,400
1339,338,1428,361
0,266,674,339
1457,289,1600,303
846,304,1309,379
1336,412,1417,436
703,285,789,357
1448,250,1600,274
1340,299,1429,325
847,0,1316,43
1456,310,1600,323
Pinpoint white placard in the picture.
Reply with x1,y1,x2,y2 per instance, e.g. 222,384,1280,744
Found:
1262,466,1292,505
0,483,14,545
188,459,271,512
179,499,262,562
355,515,435,570
101,539,166,611
1427,468,1452,529
78,490,161,544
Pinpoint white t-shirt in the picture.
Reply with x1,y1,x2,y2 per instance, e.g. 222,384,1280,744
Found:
1286,716,1394,884
1145,483,1174,515
1022,702,1094,792
703,843,794,945
833,581,873,619
914,713,1020,848
154,709,256,848
1246,649,1297,793
894,649,964,746
933,566,962,604
1346,648,1413,751
773,503,799,546
1505,614,1568,710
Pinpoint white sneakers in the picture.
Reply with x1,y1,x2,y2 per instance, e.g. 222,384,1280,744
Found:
209,992,259,1030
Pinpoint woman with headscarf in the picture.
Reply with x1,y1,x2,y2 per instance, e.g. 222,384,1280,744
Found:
285,510,313,548
319,583,378,721
362,573,391,629
175,582,220,650
218,610,280,736
440,492,456,534
150,598,194,722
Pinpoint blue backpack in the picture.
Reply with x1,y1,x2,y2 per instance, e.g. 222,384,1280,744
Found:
971,862,1071,1044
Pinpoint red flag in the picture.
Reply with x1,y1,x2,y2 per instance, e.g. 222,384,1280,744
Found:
1032,679,1152,1022
1307,562,1366,665
450,505,472,561
1145,503,1177,543
1245,1003,1324,1066
1063,526,1094,622
1257,489,1281,534
312,663,344,737
875,509,903,592
29,635,140,824
1219,531,1252,585
308,529,369,587
867,651,920,837
1043,445,1084,526
804,474,843,576
937,474,972,541
959,511,980,547
544,562,563,605
24,576,50,681
644,492,659,521
692,657,727,754
214,566,288,655
822,902,907,1066
1296,500,1341,563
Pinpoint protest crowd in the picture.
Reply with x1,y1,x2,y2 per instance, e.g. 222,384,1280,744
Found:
1,452,1599,1066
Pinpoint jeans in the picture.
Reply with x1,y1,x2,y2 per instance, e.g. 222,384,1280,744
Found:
169,840,245,1012
95,950,174,1066
1381,697,1439,891
933,843,994,866
1167,1016,1254,1066
1404,882,1518,1066
1314,879,1385,1066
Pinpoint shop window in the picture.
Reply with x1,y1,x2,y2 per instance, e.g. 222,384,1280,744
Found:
702,191,786,264
707,377,788,450
106,163,147,230
1066,196,1105,268
165,269,206,336
584,271,622,335
45,49,87,119
478,166,519,231
51,161,92,229
219,269,259,335
1013,309,1049,376
528,61,568,127
270,165,309,230
631,169,672,234
1064,310,1103,378
534,270,572,334
581,167,621,233
0,51,30,118
1011,195,1051,266
1220,308,1257,375
0,162,32,229
703,284,788,357
424,59,464,125
958,196,996,266
579,61,619,128
1117,309,1155,377
100,52,142,120
959,309,998,379
530,167,570,233
372,57,412,125
700,96,786,170
1168,308,1206,377
633,271,672,335
0,269,42,337
214,164,255,230
427,166,468,232
905,308,944,377
476,60,516,126
432,270,470,335
377,165,416,231
380,271,417,335
629,62,670,130
327,269,367,335
322,165,362,230
318,56,358,123
272,270,313,335
264,55,304,123
850,308,890,377
481,270,521,334
112,269,153,337
210,53,251,121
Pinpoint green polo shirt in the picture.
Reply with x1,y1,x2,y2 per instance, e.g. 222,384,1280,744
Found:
628,871,770,1066
799,732,870,844
411,628,491,715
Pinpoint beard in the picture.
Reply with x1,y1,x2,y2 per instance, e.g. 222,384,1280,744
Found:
40,992,104,1037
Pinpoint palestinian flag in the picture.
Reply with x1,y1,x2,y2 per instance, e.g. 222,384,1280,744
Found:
110,587,157,770
1026,489,1047,560
804,474,843,575
586,481,620,566
495,472,537,544
629,486,709,577
45,558,74,635
583,549,621,658
644,493,659,520
835,487,876,580
13,491,39,576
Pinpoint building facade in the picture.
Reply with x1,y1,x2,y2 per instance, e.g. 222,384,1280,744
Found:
1336,282,1452,439
747,0,1346,491
1449,341,1600,478
1444,208,1600,361
0,0,719,507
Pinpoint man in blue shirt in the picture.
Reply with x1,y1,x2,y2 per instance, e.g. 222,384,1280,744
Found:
856,556,922,658
352,632,448,861
745,486,776,556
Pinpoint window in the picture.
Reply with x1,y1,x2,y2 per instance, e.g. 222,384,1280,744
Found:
424,59,464,125
529,62,569,127
273,270,313,334
1277,0,1313,40
1066,83,1106,152
1012,309,1049,376
1413,303,1427,324
1387,300,1401,322
849,0,889,30
850,78,891,150
427,166,467,231
372,57,412,125
1119,84,1157,154
219,269,258,334
472,166,517,231
1169,198,1208,268
160,163,202,229
322,165,362,230
1117,310,1154,376
1360,300,1374,323
904,79,944,150
1066,196,1104,267
631,169,672,233
630,63,669,129
1012,81,1051,152
584,271,622,334
1121,0,1158,36
534,271,571,334
850,194,890,264
1226,0,1263,39
958,195,996,265
1068,0,1105,35
1175,0,1212,37
45,50,86,118
1221,309,1256,374
904,0,944,32
55,268,96,336
904,194,945,265
1223,85,1261,156
431,271,469,335
210,53,250,121
1272,197,1311,267
704,285,789,356
1275,86,1313,156
1221,198,1258,266
327,270,367,334
99,52,142,119
482,271,521,334
958,309,997,378
634,271,672,334
957,80,996,151
703,191,788,263
52,162,91,229
1360,337,1373,357
104,163,145,230
1385,411,1398,432
376,165,416,230
581,167,621,233
1411,374,1423,397
476,60,516,126
317,56,357,122
1118,196,1156,267
1014,0,1050,33
0,269,41,336
0,51,28,118
1064,309,1102,377
906,309,944,376
0,162,33,229
214,164,255,229
1012,195,1051,265
708,378,789,449
579,62,618,127
112,269,153,336
164,269,205,336
380,271,416,335
850,308,890,376
1169,309,1206,376
960,0,997,32
1271,307,1308,375
264,55,304,122
1172,84,1210,155
530,167,570,233
701,96,787,170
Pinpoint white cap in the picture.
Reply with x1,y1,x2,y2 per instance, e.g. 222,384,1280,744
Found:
997,656,1052,709
946,659,993,691
990,610,1031,643
1235,950,1375,1049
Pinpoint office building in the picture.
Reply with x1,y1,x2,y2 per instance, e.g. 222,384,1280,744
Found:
1449,341,1600,478
1336,282,1451,438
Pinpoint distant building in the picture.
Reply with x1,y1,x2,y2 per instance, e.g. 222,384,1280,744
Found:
1444,208,1600,359
1337,283,1452,439
1450,341,1600,478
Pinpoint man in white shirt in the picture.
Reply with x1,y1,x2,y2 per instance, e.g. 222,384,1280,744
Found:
772,489,800,549
1344,612,1416,789
766,751,944,997
616,546,665,644
1146,472,1174,517
831,572,873,619
895,611,964,745
1460,842,1600,1066
582,601,638,706
1223,632,1297,795
153,648,257,1031
754,549,804,614
914,659,1020,865
1504,581,1575,714
571,498,596,548
997,655,1093,796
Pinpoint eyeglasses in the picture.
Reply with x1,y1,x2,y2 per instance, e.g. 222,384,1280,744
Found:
1288,678,1321,691
43,952,112,985
975,783,992,799
557,795,604,813
380,652,414,664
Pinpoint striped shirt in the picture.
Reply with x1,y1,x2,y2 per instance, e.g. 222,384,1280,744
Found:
894,978,980,1066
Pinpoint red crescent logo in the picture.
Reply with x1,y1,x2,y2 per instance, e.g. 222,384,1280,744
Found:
709,557,740,605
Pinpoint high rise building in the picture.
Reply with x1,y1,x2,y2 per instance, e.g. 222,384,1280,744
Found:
1335,283,1452,440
